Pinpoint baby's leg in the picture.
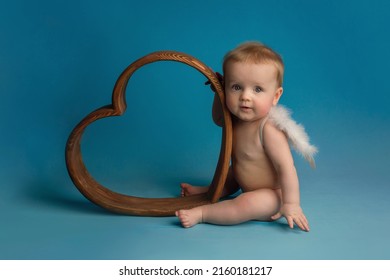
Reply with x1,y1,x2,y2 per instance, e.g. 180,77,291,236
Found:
176,188,280,227
180,166,239,197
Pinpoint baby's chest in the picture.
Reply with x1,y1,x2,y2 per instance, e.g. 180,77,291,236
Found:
233,137,266,162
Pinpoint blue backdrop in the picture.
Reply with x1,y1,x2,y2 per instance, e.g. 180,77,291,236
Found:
1,0,390,259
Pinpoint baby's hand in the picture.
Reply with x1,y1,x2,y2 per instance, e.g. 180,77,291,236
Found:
271,203,310,232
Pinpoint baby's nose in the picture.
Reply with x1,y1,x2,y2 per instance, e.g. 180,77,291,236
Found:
240,92,250,101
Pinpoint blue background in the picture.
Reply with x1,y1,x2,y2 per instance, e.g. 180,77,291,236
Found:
1,0,389,259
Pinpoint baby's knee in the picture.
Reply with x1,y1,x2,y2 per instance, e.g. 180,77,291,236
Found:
243,189,280,217
262,189,280,207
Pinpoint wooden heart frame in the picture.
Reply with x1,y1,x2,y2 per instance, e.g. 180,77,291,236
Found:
65,51,232,216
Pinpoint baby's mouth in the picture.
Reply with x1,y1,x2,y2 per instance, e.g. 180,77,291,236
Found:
240,106,251,110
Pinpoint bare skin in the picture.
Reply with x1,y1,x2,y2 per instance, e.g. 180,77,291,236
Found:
176,60,310,232
180,183,208,197
180,166,239,198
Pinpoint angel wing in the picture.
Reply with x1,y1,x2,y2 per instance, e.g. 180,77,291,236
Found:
268,105,318,168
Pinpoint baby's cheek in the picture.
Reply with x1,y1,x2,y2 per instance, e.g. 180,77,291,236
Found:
256,104,272,117
225,96,235,112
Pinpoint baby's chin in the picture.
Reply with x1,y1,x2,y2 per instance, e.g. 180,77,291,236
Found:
232,112,264,122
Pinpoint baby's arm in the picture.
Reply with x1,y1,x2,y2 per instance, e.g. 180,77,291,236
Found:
263,122,310,232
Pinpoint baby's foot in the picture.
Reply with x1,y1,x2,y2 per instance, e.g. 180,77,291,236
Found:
175,208,203,228
180,183,209,197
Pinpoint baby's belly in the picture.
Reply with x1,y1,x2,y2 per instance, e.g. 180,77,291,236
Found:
233,162,279,192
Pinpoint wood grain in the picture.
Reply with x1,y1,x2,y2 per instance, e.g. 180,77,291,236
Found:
65,51,232,216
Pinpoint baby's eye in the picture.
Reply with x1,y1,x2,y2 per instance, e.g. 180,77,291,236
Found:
254,86,263,93
232,84,241,91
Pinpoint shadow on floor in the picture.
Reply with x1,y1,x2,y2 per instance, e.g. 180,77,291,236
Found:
21,178,116,216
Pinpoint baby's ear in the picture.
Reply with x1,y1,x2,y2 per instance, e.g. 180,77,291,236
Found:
273,87,283,105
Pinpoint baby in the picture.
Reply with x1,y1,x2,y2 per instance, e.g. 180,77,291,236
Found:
176,42,313,231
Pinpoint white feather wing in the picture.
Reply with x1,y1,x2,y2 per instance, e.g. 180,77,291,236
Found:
268,105,318,168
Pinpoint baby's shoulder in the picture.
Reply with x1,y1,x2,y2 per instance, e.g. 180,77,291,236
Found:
262,121,288,144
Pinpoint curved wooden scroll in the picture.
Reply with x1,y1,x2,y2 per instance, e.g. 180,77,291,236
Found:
65,51,232,216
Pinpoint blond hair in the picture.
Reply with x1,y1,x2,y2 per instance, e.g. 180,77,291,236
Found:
223,42,284,87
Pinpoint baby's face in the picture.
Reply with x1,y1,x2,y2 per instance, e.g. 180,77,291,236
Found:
224,61,282,122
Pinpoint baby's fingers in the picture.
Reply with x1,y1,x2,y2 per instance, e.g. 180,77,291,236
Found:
286,216,294,229
294,216,310,232
271,212,282,220
302,216,310,231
